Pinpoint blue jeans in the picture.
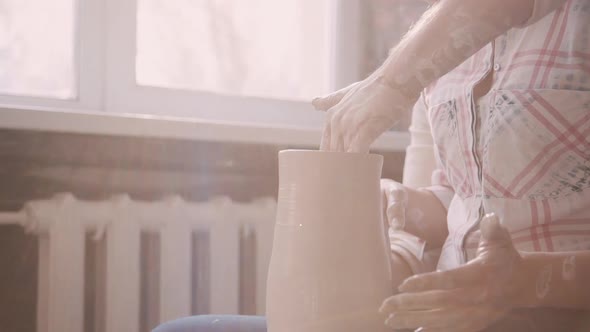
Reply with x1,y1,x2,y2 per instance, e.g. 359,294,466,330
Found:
153,309,590,332
152,315,266,332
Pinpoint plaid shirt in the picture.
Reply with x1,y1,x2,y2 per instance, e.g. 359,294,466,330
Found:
418,0,590,270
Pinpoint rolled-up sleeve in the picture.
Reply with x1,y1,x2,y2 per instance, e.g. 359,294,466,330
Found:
428,167,455,211
390,93,454,275
517,0,569,27
403,93,454,210
403,93,438,188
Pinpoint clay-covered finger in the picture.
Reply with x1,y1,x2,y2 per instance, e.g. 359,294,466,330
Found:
398,262,484,292
385,307,472,330
381,289,473,312
312,82,360,111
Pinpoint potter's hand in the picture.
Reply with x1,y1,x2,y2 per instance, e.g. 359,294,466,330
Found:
312,76,415,153
380,213,527,332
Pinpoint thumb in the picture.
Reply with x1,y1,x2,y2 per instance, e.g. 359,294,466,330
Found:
311,81,360,111
479,213,511,243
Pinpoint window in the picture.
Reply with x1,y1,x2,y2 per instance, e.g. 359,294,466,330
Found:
0,0,426,131
0,0,76,99
361,0,429,77
136,0,333,101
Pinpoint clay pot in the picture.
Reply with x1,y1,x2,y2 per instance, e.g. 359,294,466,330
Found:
266,150,393,332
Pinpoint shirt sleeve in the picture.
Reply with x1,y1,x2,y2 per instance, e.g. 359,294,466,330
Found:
516,0,570,27
389,229,442,274
403,93,455,210
390,92,453,274
402,93,438,188
428,165,455,211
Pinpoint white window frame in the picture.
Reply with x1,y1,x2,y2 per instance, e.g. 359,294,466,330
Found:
0,0,409,150
0,0,104,112
104,0,363,128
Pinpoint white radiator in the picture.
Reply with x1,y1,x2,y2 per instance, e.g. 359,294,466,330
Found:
0,193,276,332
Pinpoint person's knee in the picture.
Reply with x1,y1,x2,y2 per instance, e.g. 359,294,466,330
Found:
151,317,188,332
152,316,213,332
152,315,267,332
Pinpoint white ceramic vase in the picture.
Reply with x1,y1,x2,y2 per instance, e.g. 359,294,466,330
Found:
266,150,393,332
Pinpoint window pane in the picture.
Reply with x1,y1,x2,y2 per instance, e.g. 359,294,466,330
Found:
0,0,76,99
362,0,428,76
361,0,428,130
136,0,332,101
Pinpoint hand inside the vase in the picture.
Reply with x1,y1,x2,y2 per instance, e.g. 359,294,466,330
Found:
380,213,528,332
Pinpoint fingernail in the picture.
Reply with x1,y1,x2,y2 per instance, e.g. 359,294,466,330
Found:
380,298,395,312
311,98,320,108
398,277,418,292
312,97,324,104
379,295,400,314
483,212,499,224
398,282,406,292
384,313,396,327
398,281,409,292
480,213,506,240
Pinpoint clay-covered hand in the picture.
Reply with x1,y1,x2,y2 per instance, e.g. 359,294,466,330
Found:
312,76,416,153
380,213,527,332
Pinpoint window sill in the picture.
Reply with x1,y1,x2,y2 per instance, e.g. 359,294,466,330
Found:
0,106,409,152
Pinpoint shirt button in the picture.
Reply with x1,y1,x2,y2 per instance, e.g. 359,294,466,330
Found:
493,63,502,71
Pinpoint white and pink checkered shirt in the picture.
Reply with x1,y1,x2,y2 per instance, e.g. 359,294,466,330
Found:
419,0,590,270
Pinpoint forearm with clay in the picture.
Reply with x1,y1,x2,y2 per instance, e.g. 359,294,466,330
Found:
374,0,536,99
316,0,540,152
